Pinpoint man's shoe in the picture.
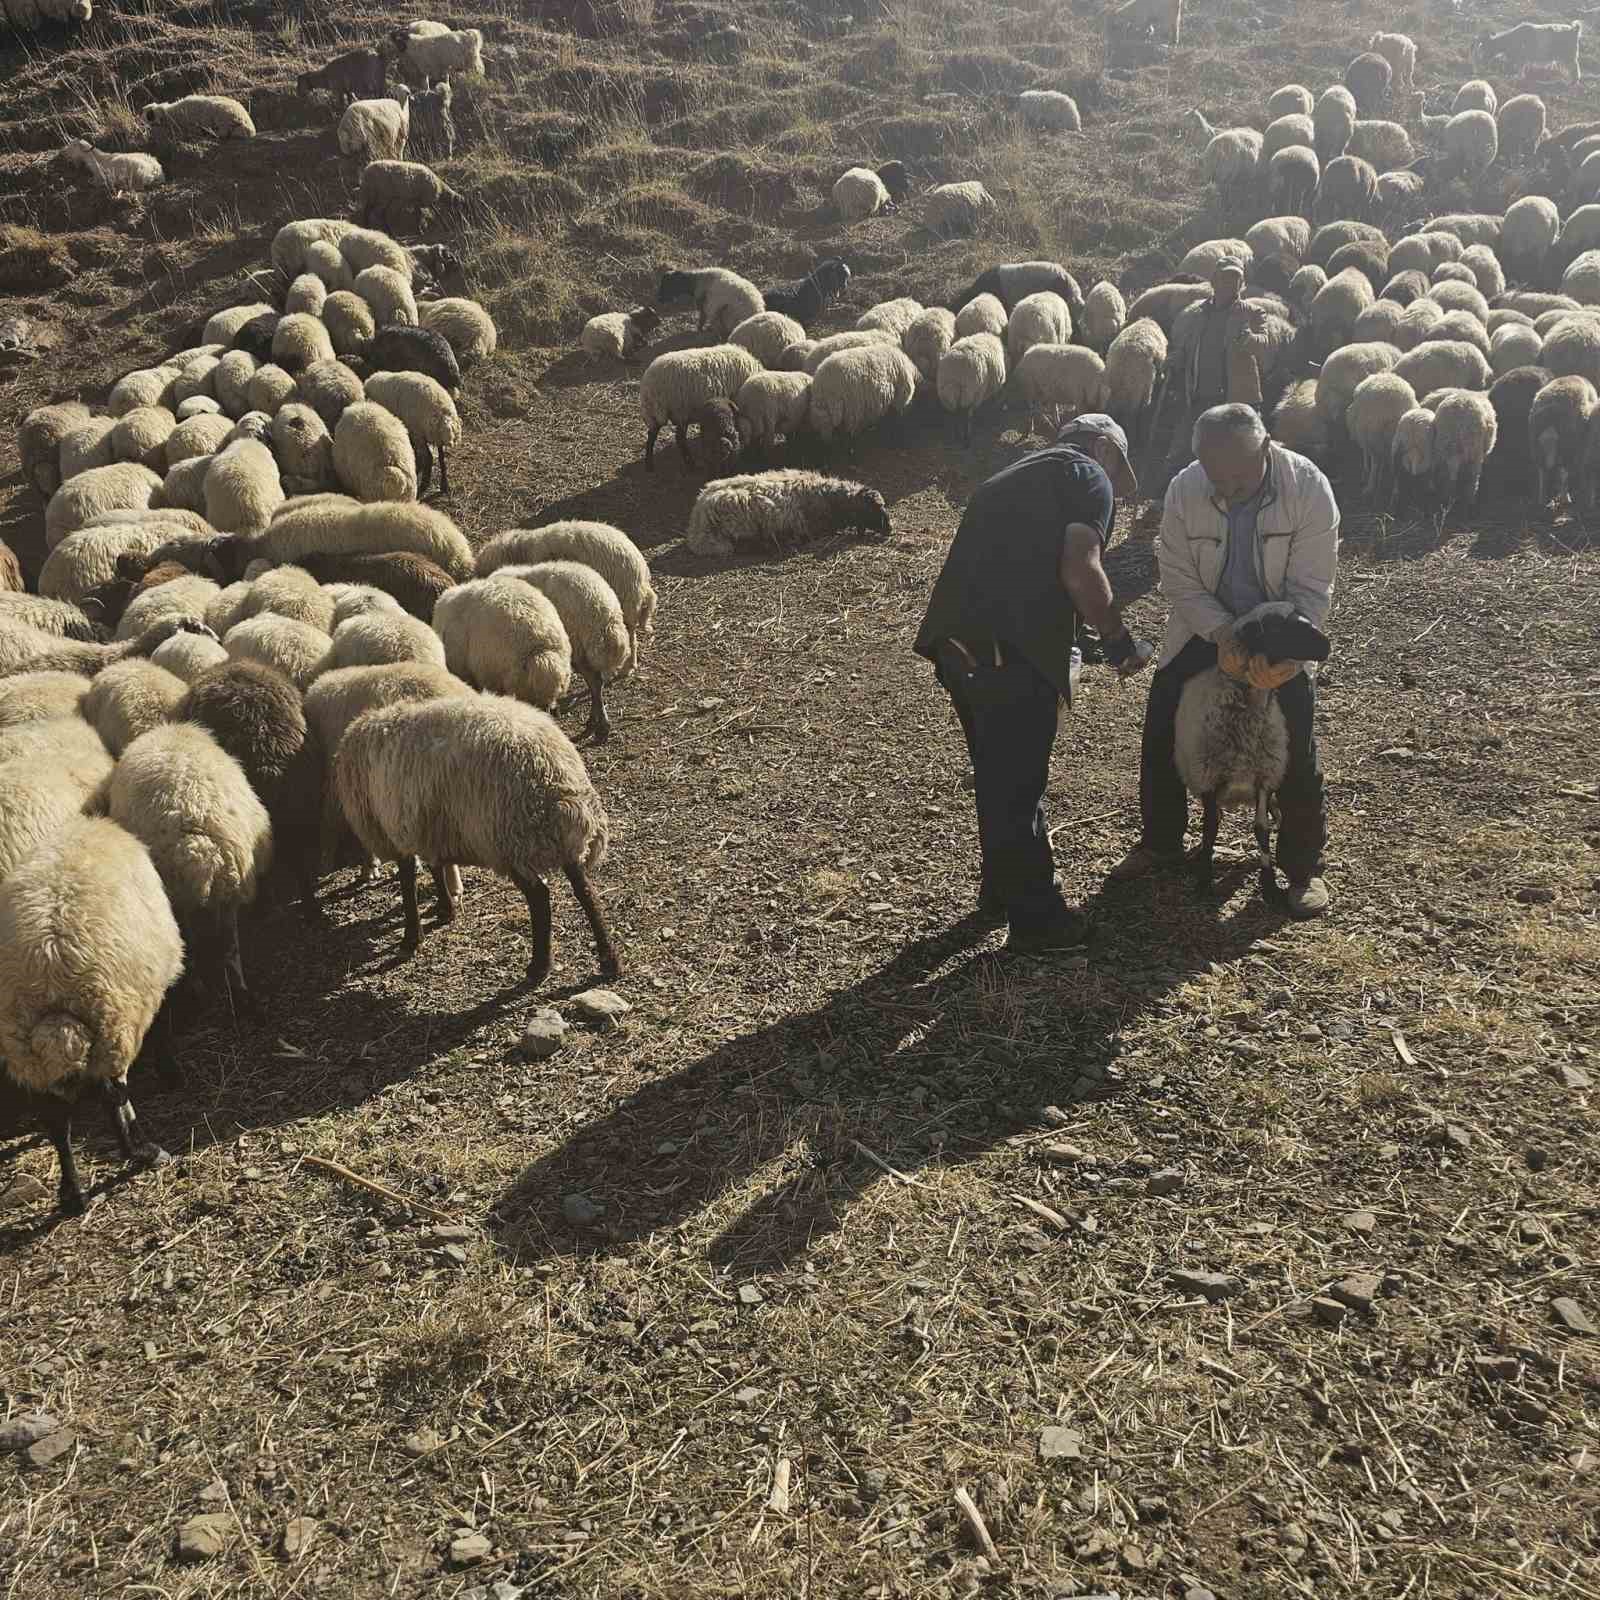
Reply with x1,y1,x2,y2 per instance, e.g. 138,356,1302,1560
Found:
1287,876,1330,919
1004,911,1089,955
975,880,1006,924
1107,844,1183,882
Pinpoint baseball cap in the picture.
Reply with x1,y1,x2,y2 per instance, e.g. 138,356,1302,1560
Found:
1057,413,1139,498
1212,256,1246,280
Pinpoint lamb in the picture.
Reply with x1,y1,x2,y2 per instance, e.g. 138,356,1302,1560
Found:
1541,316,1600,387
581,305,662,361
1313,86,1356,161
832,167,899,222
353,264,418,328
335,693,617,980
1174,605,1332,900
362,371,459,496
1315,340,1401,423
685,469,888,557
262,497,472,578
0,816,182,1215
1444,110,1498,177
432,576,570,709
392,22,484,83
1346,372,1419,494
271,312,337,375
1348,119,1413,168
1104,317,1169,447
1478,21,1582,82
1432,390,1498,508
60,139,163,195
682,398,739,476
857,298,925,340
109,722,270,1002
1368,31,1417,92
145,95,254,140
900,308,957,383
1310,268,1377,356
327,610,446,674
1529,375,1598,503
416,298,496,371
809,344,920,445
0,595,98,640
1390,405,1437,512
1018,90,1081,131
80,657,186,756
950,263,1084,318
44,463,163,549
20,402,92,497
925,182,997,237
150,628,229,683
1314,155,1378,223
639,345,763,469
760,258,851,328
223,614,330,691
1344,52,1393,115
935,332,1007,443
1270,378,1332,459
1014,344,1105,436
297,48,386,104
331,401,418,502
1200,129,1264,203
338,90,411,164
656,267,765,340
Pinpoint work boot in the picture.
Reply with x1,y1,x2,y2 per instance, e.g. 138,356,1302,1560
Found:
1107,843,1184,882
976,875,1006,924
1287,876,1330,919
1004,908,1089,955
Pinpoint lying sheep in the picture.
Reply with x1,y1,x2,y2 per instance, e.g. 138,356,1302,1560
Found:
358,159,464,231
476,522,655,665
501,561,631,741
432,576,570,709
810,344,919,446
936,332,1007,443
639,345,763,469
0,815,182,1215
60,139,163,195
581,305,662,361
656,266,765,339
145,95,255,140
19,402,92,497
685,469,888,556
339,90,411,164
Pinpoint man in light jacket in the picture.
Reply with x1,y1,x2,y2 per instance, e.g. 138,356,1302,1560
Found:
1111,403,1338,917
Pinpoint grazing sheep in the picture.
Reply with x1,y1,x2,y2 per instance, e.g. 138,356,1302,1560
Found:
950,263,1084,318
810,344,920,445
1459,244,1506,300
1389,230,1464,277
415,298,496,371
1369,32,1417,91
362,371,459,497
639,345,763,469
109,406,176,474
1106,0,1182,46
1310,268,1377,355
1005,291,1072,368
331,401,418,502
1174,606,1331,900
202,440,284,535
114,573,220,642
235,564,335,632
327,610,446,674
240,364,294,414
685,398,742,476
38,523,202,610
501,561,631,741
1079,282,1127,353
392,22,484,83
335,693,617,980
1487,364,1554,482
656,267,765,339
338,227,413,282
1563,250,1600,305
1390,405,1437,512
0,595,97,641
857,297,925,340
338,90,411,164
1529,374,1597,503
1344,52,1393,115
1014,344,1106,436
0,671,91,729
1376,168,1425,213
924,182,997,237
1325,238,1390,290
58,418,118,481
263,497,472,578
0,816,182,1215
294,359,364,433
1541,315,1600,387
794,330,895,373
0,737,112,886
1479,20,1582,82
304,241,353,291
80,657,185,755
432,576,570,709
44,463,163,549
685,469,888,557
1352,301,1405,345
1200,129,1264,202
1287,265,1327,316
733,371,812,454
223,614,330,691
1490,322,1544,376
1245,216,1312,275
323,292,377,360
19,402,92,497
1431,390,1498,508
1393,338,1493,397
901,308,957,383
1309,220,1386,266
833,166,898,222
212,350,259,419
1430,279,1490,325
935,332,1008,442
298,551,455,620
730,310,809,369
266,312,334,376
353,264,418,328
1315,155,1378,223
1498,94,1548,157
204,302,275,347
297,48,386,104
60,139,163,194
1315,340,1401,423
1270,378,1331,459
1104,317,1169,447
1444,110,1498,177
1501,195,1563,286
1179,239,1255,279
150,628,229,683
760,258,851,328
1125,281,1212,332
1018,90,1081,131
1313,86,1356,161
1263,113,1315,160
954,292,1008,341
145,95,254,140
358,160,463,231
271,403,334,495
1348,119,1413,168
1268,85,1315,118
1346,372,1419,493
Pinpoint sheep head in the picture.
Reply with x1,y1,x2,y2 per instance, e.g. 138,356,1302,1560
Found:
1235,606,1330,664
850,487,891,537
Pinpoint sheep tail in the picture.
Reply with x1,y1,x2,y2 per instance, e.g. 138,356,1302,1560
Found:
636,585,658,640
555,791,609,873
173,834,229,906
30,1014,93,1079
375,469,415,500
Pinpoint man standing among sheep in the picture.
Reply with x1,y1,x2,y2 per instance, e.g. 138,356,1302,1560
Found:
1168,258,1272,467
915,417,1153,952
1111,404,1337,917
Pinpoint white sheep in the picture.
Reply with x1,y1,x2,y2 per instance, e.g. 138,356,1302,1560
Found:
1104,317,1169,445
271,403,334,494
59,416,118,478
1313,86,1356,160
331,401,417,502
1393,339,1492,397
324,291,377,358
833,167,895,223
1497,93,1547,156
581,305,661,362
19,402,92,497
1079,282,1126,353
80,657,186,756
149,628,229,683
305,241,354,290
655,267,765,339
1245,216,1311,275
235,564,335,632
244,364,297,414
0,815,182,1214
1529,376,1598,504
416,297,497,369
262,497,472,578
1201,129,1263,201
1268,85,1315,118
1459,243,1506,299
796,330,895,372
334,693,617,981
362,371,459,497
327,610,446,673
1310,267,1377,355
106,368,178,418
1315,340,1401,422
685,470,889,557
37,522,199,608
857,298,925,340
1346,372,1418,493
270,312,337,375
145,95,254,140
163,414,232,469
935,332,1007,442
296,360,364,432
353,263,418,327
204,302,276,345
1348,119,1413,167
1369,31,1417,90
1432,390,1497,507
639,345,763,469
1270,378,1331,460
1315,154,1378,222
809,344,920,444
924,181,996,237
202,440,284,535
212,349,259,419
223,614,330,691
1444,110,1497,176
1178,239,1255,280
269,219,353,279
284,273,327,317
1263,113,1314,159
108,406,176,474
1429,279,1490,325
60,139,163,195
1389,405,1436,511
1014,344,1105,436
338,90,411,163
1542,317,1600,388
1019,90,1081,131
395,23,484,81
0,739,112,886
953,294,1008,341
328,585,404,626
1005,291,1072,367
0,671,91,729
735,371,811,453
475,522,655,665
1490,323,1543,377
900,308,957,383
114,573,221,642
44,462,162,549
432,576,570,709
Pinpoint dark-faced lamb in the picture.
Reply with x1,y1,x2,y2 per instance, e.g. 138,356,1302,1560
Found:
1175,605,1332,902
760,258,851,327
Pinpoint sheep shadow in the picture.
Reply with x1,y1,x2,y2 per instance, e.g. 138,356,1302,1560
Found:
489,879,1288,1275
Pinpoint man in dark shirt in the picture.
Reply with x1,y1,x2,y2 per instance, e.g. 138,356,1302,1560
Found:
914,417,1154,952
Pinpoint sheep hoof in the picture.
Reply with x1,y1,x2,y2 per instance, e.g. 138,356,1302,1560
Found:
59,1184,88,1218
526,959,552,987
599,957,623,982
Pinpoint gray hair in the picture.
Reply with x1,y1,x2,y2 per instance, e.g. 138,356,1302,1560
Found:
1192,402,1267,457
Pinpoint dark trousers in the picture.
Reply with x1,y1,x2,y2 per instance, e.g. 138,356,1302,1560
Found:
1138,635,1328,880
935,643,1071,933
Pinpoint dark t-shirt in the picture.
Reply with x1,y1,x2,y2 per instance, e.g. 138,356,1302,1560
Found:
913,445,1115,700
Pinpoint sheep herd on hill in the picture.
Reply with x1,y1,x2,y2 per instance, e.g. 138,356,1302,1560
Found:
3,4,1599,1219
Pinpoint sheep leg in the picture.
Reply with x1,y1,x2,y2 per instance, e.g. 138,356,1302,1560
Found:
1194,792,1221,895
101,1080,171,1172
397,854,423,952
430,859,456,924
643,424,661,471
36,1095,86,1216
437,445,450,496
1254,787,1283,904
564,861,622,980
581,664,611,742
414,437,433,498
676,425,694,468
512,871,553,984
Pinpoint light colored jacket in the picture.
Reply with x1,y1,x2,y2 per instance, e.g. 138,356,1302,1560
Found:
1157,441,1339,668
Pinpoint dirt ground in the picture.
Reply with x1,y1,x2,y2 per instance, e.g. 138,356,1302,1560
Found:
2,0,1600,1595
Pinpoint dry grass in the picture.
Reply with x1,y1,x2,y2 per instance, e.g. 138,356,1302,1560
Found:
4,0,1600,1595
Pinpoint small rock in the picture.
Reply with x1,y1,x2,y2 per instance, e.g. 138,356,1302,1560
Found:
1312,1296,1347,1326
518,1007,567,1060
1041,1142,1096,1165
570,989,632,1028
1146,1167,1184,1197
1169,1269,1241,1302
737,1283,765,1307
1555,1063,1592,1091
450,1530,492,1567
1343,1209,1378,1234
1430,1122,1472,1153
428,1225,475,1245
1551,1297,1597,1337
280,1516,319,1560
439,1243,469,1266
1136,1495,1170,1522
1330,1273,1382,1313
1186,1589,1219,1600
693,696,725,713
199,1477,228,1504
1,1174,47,1209
1039,1425,1083,1461
176,1513,233,1562
858,1467,887,1502
1281,1521,1309,1547
1526,1147,1549,1172
1515,885,1556,904
1514,1396,1552,1426
561,1193,601,1228
25,1428,75,1469
1473,1354,1519,1381
0,1412,60,1454
403,1427,444,1458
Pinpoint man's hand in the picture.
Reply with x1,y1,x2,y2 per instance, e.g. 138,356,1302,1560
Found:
1216,628,1250,679
1246,655,1299,690
1103,626,1155,679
